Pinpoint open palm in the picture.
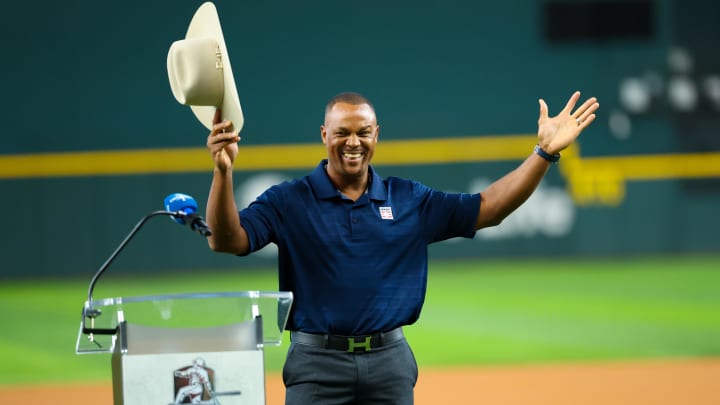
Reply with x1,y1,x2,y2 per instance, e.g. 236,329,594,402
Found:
537,91,599,155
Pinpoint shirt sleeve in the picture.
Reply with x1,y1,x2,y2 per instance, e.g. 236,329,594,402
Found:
238,185,284,254
413,180,481,243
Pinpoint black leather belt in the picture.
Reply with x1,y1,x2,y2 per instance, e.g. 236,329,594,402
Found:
291,327,404,352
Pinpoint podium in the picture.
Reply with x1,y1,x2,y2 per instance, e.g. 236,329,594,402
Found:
77,291,293,405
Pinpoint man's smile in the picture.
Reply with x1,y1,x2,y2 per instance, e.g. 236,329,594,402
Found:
342,151,365,161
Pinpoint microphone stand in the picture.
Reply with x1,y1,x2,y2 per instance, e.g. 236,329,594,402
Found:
81,210,205,337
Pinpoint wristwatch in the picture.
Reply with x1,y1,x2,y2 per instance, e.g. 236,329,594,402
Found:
534,145,561,163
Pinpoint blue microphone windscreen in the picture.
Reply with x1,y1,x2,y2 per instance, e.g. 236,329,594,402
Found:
164,193,198,225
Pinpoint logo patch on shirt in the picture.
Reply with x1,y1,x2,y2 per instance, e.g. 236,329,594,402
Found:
379,206,394,220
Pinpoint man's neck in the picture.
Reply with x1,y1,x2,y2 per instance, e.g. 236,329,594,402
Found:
325,166,370,201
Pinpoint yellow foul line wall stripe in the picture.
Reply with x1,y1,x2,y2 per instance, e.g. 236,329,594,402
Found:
0,135,536,179
0,135,719,185
572,152,720,180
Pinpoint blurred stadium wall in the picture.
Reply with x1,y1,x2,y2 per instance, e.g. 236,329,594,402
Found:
1,0,718,278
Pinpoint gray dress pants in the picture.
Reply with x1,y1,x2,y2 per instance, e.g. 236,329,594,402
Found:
282,338,418,405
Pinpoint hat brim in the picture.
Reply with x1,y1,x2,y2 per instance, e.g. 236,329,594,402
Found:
185,2,244,132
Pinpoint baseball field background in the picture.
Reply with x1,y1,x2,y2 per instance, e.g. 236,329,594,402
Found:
1,254,719,381
1,255,719,403
1,0,720,403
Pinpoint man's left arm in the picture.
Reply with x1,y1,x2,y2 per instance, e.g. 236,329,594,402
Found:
475,91,599,230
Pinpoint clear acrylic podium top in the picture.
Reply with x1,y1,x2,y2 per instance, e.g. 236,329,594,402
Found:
77,291,293,354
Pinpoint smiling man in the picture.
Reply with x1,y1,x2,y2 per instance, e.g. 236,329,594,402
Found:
204,91,599,404
321,95,379,200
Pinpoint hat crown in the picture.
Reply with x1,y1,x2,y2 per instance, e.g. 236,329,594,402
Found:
167,37,224,107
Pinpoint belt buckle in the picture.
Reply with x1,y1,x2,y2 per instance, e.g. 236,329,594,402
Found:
347,335,373,352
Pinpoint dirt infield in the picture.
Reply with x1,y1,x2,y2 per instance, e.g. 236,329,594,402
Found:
3,358,719,404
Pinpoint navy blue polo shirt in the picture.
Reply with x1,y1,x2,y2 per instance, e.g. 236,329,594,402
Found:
239,160,480,335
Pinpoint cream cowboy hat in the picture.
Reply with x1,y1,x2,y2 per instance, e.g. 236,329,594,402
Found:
167,2,243,132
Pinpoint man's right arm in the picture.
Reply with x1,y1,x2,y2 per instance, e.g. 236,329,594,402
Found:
205,109,250,255
206,167,250,254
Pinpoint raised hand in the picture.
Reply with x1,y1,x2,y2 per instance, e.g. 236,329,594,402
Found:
207,108,240,172
537,91,599,155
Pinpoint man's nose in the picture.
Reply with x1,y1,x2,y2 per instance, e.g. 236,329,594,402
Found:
346,133,361,146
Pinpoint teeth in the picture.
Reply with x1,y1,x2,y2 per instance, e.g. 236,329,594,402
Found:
343,152,362,158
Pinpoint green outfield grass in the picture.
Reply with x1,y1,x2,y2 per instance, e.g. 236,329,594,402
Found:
1,255,719,386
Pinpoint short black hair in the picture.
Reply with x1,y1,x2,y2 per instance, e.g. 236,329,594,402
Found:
325,92,376,116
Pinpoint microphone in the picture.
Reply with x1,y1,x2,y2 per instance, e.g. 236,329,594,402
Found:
164,193,212,237
81,194,214,342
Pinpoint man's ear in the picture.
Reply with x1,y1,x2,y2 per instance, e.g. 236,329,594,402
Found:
320,125,328,145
